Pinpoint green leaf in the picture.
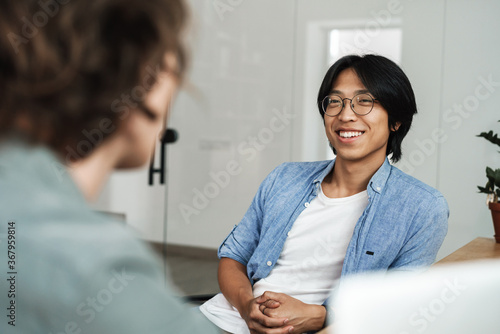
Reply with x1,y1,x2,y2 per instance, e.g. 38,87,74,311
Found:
478,186,490,193
477,121,500,198
495,169,500,188
477,130,500,147
486,167,496,182
479,180,494,193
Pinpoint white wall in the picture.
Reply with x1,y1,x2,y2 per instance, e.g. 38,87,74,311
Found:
436,0,500,259
164,0,296,248
94,0,500,260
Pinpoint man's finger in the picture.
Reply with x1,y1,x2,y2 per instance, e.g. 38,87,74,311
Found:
250,322,294,334
255,294,269,304
262,299,280,308
261,291,283,302
259,314,289,328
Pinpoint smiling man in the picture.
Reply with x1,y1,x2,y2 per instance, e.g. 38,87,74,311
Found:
200,55,449,334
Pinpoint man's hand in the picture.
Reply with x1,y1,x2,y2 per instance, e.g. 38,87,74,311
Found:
240,296,294,334
256,291,326,333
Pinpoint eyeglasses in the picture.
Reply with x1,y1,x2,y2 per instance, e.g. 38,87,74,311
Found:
321,93,378,116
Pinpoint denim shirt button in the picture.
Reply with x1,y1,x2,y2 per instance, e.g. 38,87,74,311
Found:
266,261,272,266
304,202,310,208
376,186,381,191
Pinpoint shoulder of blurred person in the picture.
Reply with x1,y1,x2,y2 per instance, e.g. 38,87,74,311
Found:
0,132,219,334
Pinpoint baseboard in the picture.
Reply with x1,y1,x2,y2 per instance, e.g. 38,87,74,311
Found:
147,241,219,261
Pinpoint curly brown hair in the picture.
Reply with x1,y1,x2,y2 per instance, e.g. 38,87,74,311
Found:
0,0,188,161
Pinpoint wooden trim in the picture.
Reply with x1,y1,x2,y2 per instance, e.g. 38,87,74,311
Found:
434,237,500,265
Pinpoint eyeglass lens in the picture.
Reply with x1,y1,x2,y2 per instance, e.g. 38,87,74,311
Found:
322,93,374,116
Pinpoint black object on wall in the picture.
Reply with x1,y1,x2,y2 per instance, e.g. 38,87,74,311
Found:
148,128,178,185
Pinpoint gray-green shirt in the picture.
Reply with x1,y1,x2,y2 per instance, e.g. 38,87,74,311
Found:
0,139,219,333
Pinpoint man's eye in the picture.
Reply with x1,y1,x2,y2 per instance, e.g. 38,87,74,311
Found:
358,99,372,105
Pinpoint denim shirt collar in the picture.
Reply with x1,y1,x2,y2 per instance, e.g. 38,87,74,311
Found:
311,157,392,196
368,158,392,194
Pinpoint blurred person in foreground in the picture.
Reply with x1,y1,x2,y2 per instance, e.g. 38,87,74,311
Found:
0,0,219,333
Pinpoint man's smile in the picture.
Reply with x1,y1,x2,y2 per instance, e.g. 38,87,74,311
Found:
337,130,365,138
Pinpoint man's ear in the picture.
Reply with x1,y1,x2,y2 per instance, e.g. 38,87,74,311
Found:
391,122,401,132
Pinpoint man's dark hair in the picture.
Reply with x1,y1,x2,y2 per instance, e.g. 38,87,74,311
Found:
316,54,417,163
0,0,187,160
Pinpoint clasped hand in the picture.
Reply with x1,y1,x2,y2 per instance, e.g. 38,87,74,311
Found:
242,291,325,334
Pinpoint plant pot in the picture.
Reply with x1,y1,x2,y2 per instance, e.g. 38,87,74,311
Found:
489,202,500,243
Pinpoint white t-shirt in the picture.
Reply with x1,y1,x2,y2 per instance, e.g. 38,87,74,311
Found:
200,187,369,333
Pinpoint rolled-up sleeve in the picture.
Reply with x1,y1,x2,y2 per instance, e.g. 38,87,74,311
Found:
218,165,282,266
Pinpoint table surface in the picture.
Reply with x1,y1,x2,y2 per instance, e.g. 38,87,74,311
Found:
434,237,500,265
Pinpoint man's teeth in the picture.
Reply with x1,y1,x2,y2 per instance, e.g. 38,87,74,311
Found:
339,131,363,138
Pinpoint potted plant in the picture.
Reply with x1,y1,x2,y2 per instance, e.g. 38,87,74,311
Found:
477,120,500,243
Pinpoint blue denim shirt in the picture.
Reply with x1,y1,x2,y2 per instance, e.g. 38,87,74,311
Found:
218,158,449,288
